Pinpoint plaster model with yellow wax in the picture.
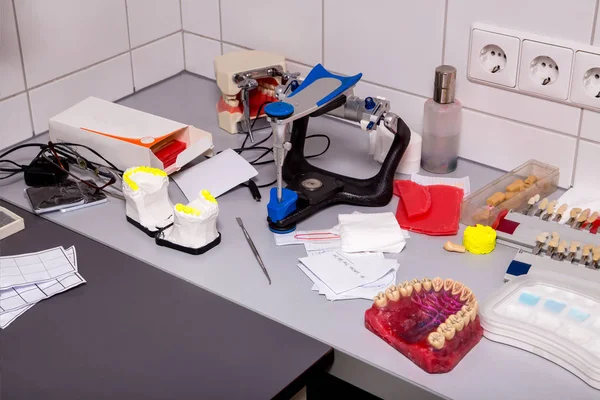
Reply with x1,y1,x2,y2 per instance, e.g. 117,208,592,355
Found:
156,190,222,255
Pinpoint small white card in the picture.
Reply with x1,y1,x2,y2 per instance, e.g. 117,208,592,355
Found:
299,252,396,294
173,148,258,200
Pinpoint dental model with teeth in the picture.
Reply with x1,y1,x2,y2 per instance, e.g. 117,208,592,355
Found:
214,51,286,134
156,190,221,254
123,166,174,236
364,277,483,373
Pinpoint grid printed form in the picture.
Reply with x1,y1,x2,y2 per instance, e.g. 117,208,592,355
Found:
0,304,33,329
0,247,75,290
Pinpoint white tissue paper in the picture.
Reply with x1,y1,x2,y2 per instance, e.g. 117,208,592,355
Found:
369,123,421,174
338,212,407,253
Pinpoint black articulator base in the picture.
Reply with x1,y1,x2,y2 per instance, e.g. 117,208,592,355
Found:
270,114,411,231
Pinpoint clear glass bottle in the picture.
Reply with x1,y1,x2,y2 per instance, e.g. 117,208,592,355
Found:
421,65,462,174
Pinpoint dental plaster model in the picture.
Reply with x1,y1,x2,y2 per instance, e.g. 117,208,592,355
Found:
365,277,483,373
214,50,286,134
155,190,221,254
123,166,173,236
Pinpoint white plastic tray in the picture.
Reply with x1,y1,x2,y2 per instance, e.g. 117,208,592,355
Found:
480,265,600,389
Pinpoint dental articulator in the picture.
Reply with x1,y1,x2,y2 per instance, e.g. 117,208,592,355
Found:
214,51,411,234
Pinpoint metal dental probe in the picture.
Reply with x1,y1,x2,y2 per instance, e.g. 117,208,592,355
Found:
236,217,272,284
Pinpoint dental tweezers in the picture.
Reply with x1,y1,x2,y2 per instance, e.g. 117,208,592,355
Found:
236,217,272,285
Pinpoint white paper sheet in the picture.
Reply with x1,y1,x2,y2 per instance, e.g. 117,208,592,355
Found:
298,252,397,294
0,247,77,289
411,173,470,196
172,148,258,201
0,247,85,328
0,304,33,329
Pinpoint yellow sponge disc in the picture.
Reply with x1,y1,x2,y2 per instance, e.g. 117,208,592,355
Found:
463,224,496,255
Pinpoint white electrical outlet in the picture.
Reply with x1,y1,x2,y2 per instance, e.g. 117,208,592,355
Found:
468,29,520,87
570,51,600,110
518,40,573,100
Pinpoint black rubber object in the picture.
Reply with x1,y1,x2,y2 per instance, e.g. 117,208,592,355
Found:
126,215,161,237
268,114,411,231
156,232,222,255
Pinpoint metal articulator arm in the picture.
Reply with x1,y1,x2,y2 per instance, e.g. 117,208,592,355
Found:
264,64,410,233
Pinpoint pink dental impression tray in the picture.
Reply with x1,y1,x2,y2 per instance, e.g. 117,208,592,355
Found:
365,277,483,373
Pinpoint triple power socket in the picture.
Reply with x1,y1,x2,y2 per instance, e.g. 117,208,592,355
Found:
468,23,600,111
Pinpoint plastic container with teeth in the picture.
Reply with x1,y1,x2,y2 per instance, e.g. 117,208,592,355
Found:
461,159,559,227
364,278,483,374
480,264,600,389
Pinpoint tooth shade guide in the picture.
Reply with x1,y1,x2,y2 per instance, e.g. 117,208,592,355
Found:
365,279,483,373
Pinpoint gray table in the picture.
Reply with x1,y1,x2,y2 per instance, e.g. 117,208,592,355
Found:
1,73,597,400
0,201,332,400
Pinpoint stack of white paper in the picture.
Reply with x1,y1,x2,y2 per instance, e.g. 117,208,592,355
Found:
298,251,399,301
0,246,86,329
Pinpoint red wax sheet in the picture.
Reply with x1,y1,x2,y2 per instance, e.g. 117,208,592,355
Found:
394,181,463,236
365,291,483,373
394,180,431,218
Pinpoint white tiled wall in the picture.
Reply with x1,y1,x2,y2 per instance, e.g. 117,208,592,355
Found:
0,0,186,149
4,0,600,187
181,0,600,187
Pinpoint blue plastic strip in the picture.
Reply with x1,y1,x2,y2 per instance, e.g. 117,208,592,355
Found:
518,292,540,306
544,299,566,314
567,307,590,322
287,64,362,107
506,260,531,277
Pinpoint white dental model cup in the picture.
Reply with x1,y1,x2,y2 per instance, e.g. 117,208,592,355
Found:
156,190,221,255
122,166,174,236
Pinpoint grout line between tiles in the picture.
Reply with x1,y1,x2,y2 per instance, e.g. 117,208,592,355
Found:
441,0,448,64
26,51,132,92
591,0,600,45
184,30,222,44
179,0,187,70
218,0,224,55
462,106,579,139
123,0,136,91
131,31,185,51
321,0,325,65
11,0,34,137
570,109,585,186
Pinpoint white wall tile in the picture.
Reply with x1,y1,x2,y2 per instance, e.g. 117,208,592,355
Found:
0,0,25,99
580,110,600,142
445,0,595,135
459,109,576,188
0,94,32,149
325,0,444,99
574,140,600,187
182,0,220,39
222,43,245,54
221,0,322,65
184,33,221,78
29,55,133,134
126,0,181,48
15,0,129,88
353,82,426,135
132,33,184,90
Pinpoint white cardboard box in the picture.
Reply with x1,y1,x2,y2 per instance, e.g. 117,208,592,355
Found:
49,97,214,174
